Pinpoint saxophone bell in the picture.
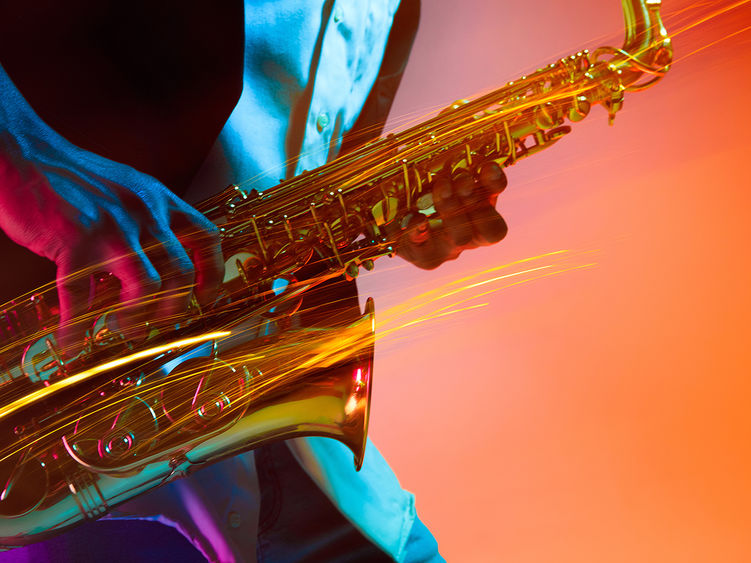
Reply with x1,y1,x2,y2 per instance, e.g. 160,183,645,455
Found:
0,0,673,549
0,297,376,547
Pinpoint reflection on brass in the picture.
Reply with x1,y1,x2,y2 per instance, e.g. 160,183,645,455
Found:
0,0,670,547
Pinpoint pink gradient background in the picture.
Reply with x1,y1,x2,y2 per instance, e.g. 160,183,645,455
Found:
360,1,751,561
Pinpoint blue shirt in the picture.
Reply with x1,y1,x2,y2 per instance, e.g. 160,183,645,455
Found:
110,2,420,562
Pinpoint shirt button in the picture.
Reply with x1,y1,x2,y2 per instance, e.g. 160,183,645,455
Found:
228,511,242,529
316,112,330,132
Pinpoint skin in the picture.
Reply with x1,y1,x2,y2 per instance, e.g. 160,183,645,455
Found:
398,162,508,270
0,128,506,352
0,130,224,352
0,0,507,354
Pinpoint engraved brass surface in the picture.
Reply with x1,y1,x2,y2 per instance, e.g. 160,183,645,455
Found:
0,0,671,547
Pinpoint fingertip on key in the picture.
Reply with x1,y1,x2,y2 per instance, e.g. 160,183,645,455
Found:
480,162,507,193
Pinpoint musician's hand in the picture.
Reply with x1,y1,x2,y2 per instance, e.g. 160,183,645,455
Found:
0,132,224,353
397,162,508,269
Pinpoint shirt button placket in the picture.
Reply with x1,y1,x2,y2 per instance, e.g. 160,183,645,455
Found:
228,511,242,529
316,112,330,133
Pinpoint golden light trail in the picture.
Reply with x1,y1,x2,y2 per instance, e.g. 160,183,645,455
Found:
0,331,231,422
0,248,598,469
302,0,748,204
0,248,598,468
400,303,491,329
379,250,576,323
667,0,751,41
372,250,598,344
376,263,596,341
672,24,751,65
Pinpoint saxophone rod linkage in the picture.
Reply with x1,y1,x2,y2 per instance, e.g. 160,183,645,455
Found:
0,332,232,422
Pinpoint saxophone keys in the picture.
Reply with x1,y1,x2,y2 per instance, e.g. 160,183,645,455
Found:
415,193,434,213
534,103,557,130
223,252,265,297
371,196,399,226
21,334,67,384
401,160,412,210
249,217,269,263
464,143,473,167
336,191,350,225
568,95,591,122
546,126,572,142
439,99,470,116
345,261,360,281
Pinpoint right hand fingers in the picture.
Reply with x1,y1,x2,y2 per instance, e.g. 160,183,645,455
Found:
58,218,221,348
56,240,163,352
111,223,218,338
56,256,94,355
171,209,224,307
105,239,162,341
140,232,195,325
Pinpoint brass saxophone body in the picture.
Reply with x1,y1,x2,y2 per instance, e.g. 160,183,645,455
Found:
0,0,671,548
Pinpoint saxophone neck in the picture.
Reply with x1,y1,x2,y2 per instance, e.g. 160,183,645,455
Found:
623,0,669,53
605,0,673,89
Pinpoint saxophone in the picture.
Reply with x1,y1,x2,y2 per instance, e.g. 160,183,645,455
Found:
0,0,671,547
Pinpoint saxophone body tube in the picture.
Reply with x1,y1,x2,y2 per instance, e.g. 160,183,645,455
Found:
0,0,671,548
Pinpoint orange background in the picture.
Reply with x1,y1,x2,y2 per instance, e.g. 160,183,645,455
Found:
362,1,751,561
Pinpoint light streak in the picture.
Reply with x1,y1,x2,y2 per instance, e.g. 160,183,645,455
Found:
378,251,575,324
672,24,751,65
373,251,598,345
0,251,597,467
667,0,751,41
400,303,490,329
0,331,231,422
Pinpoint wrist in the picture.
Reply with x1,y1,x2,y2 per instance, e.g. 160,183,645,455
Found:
0,61,72,160
0,62,30,135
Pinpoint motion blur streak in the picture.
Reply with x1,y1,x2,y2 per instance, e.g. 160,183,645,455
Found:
0,332,231,422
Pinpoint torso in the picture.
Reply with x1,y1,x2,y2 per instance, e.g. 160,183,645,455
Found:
0,3,417,559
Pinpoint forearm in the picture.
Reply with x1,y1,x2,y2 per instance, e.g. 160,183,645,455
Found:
0,58,212,225
0,61,25,132
0,61,53,152
0,61,98,195
1,61,223,350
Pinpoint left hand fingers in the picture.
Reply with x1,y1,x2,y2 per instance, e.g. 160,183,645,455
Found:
398,214,458,270
435,164,508,247
397,162,508,269
141,231,196,322
434,176,475,247
453,173,508,246
477,161,508,197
